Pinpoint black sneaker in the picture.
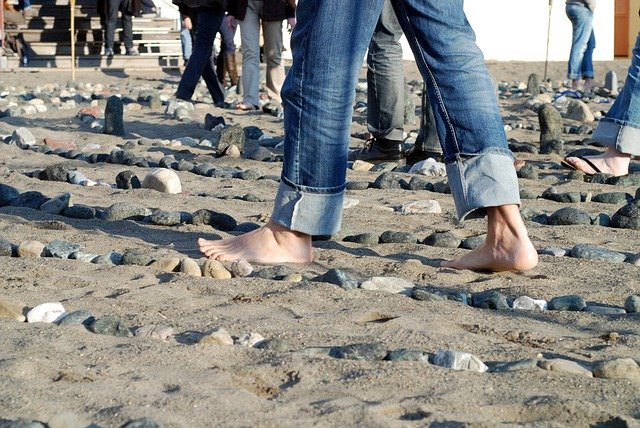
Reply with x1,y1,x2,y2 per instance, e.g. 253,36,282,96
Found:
404,146,443,165
348,137,404,163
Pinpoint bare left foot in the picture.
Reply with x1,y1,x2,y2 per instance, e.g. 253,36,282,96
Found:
441,205,538,272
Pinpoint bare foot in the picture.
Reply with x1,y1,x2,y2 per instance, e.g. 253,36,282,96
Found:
441,205,538,272
197,219,313,264
563,148,631,177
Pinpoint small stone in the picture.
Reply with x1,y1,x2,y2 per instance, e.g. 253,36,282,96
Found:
400,200,441,214
539,139,564,155
360,276,414,294
412,287,446,301
134,325,175,340
254,338,290,351
10,191,49,210
408,159,446,177
491,358,540,373
26,302,65,323
517,164,538,180
604,70,619,96
538,104,563,142
121,250,153,266
611,200,640,230
92,252,124,265
179,257,202,276
593,358,640,381
548,295,586,311
236,333,265,347
0,419,47,428
120,417,162,428
624,295,640,313
104,202,150,221
584,305,626,315
526,73,540,94
201,259,232,279
10,127,36,147
218,124,246,152
512,296,547,311
141,168,182,194
312,268,359,290
538,247,568,257
89,315,132,337
199,327,234,345
351,160,374,171
255,265,292,280
55,309,95,326
43,239,82,259
343,233,379,245
115,170,141,189
592,192,632,205
228,259,254,277
40,164,71,182
204,113,225,130
423,231,461,248
372,172,403,189
67,170,88,185
471,290,510,310
63,205,96,219
566,99,595,123
330,343,388,360
0,297,26,321
0,239,12,257
379,230,417,244
433,349,488,373
149,257,181,272
0,184,20,207
346,181,370,190
191,209,237,231
150,210,182,226
17,241,45,258
385,348,429,362
538,358,592,377
548,207,591,226
68,251,99,262
569,245,626,263
104,95,125,136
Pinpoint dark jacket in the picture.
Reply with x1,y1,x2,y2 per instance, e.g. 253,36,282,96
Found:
173,0,227,13
230,0,295,21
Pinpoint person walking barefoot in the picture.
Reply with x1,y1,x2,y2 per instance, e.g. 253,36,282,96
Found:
198,0,539,273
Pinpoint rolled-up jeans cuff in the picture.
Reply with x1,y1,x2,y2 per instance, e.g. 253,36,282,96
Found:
271,178,344,236
446,149,521,220
592,119,640,156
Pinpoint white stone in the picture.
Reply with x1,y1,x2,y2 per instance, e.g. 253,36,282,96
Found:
400,200,442,214
512,296,548,311
565,99,595,123
351,160,374,171
10,127,36,147
408,158,447,177
236,333,265,347
67,171,88,185
433,349,488,373
202,259,232,279
343,197,360,209
360,276,414,295
141,168,182,194
227,259,254,277
538,358,593,377
224,144,241,158
40,193,72,215
179,257,202,276
134,325,175,340
199,327,234,346
26,302,66,323
173,136,199,147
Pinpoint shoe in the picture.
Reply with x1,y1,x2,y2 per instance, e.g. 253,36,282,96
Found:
104,48,114,57
348,137,404,163
404,146,443,165
126,48,140,56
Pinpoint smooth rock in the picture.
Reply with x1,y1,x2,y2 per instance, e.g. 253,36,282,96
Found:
624,295,640,313
17,241,45,258
63,205,96,219
201,259,232,279
0,239,13,257
149,257,181,272
548,207,591,225
141,168,182,194
566,99,595,122
150,210,182,226
26,302,65,323
67,170,88,185
228,259,254,277
0,184,20,206
423,231,461,248
538,104,563,142
10,191,49,210
592,192,632,205
569,245,626,263
471,290,510,310
312,268,359,290
115,170,141,189
412,287,446,301
593,358,640,381
10,127,36,147
89,315,132,337
199,327,234,345
401,200,441,214
55,309,95,326
134,325,175,340
548,295,586,311
584,305,626,315
461,234,485,250
342,233,379,245
236,333,265,347
330,343,388,360
538,358,592,377
491,358,540,373
104,95,125,136
433,349,488,373
104,202,149,221
360,276,414,295
179,257,202,276
385,348,429,362
611,200,640,230
121,250,153,266
40,164,71,182
538,247,569,257
43,239,81,259
512,296,548,311
254,338,289,351
379,230,417,244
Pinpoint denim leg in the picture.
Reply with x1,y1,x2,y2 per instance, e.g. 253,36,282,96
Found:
180,25,193,61
239,1,262,106
592,33,640,156
271,0,384,235
104,0,121,49
262,20,285,102
390,0,519,220
566,4,594,80
414,82,441,153
367,0,405,141
121,11,134,50
219,15,237,54
176,7,225,102
580,30,596,79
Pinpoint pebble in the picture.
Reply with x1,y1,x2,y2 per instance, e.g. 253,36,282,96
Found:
592,358,640,381
569,245,626,263
0,296,26,321
624,295,640,313
0,183,20,206
104,202,150,221
149,257,181,272
104,95,125,136
372,172,403,189
0,238,13,257
412,287,446,301
343,233,379,245
548,295,586,311
408,159,446,177
330,343,388,360
141,168,182,194
40,164,71,182
89,315,132,337
227,259,254,277
460,234,485,250
17,240,45,258
566,99,595,122
433,349,488,373
491,358,540,373
400,200,442,214
26,302,66,323
115,170,141,189
120,417,162,428
346,181,370,190
120,250,154,266
312,268,359,290
611,200,640,230
150,210,182,226
471,290,510,310
538,358,592,377
351,160,374,171
538,247,568,257
63,205,96,219
218,124,246,152
191,209,237,231
379,230,418,244
236,333,265,347
134,325,175,340
201,259,232,279
179,257,202,276
592,192,632,205
44,239,82,259
512,296,548,311
55,309,95,326
10,127,36,147
584,305,626,315
385,348,429,362
199,327,234,345
360,276,414,295
92,251,123,265
0,419,47,428
67,170,88,185
254,338,290,352
548,207,591,226
423,231,461,248
255,265,292,280
538,103,563,142
10,191,49,209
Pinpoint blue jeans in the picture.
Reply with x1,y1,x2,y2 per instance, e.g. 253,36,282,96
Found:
566,3,595,80
176,7,225,103
180,24,192,62
592,32,640,156
218,15,237,54
272,0,519,235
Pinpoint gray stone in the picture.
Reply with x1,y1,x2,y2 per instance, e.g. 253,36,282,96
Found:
55,309,95,326
17,241,45,258
10,191,49,210
566,99,595,123
121,250,153,266
471,290,510,310
254,338,290,352
115,170,141,189
243,125,263,140
346,181,370,191
608,173,640,187
432,180,451,194
548,295,586,311
517,164,538,179
407,176,432,191
89,315,132,337
312,268,359,290
176,159,195,172
584,305,626,315
539,139,564,155
569,244,626,263
591,213,611,227
433,349,488,372
343,233,379,245
104,202,150,221
461,234,485,250
120,417,161,428
218,124,246,152
255,265,292,280
592,192,632,205
63,205,96,219
44,239,82,259
385,348,429,362
10,127,36,147
538,247,568,257
68,251,100,262
379,230,417,244
67,170,88,185
538,103,563,142
594,358,640,381
542,187,582,203
0,184,20,207
40,193,71,215
611,200,640,230
372,172,403,189
527,73,540,94
624,295,640,313
228,259,254,277
330,343,388,360
0,239,13,257
158,156,175,169
360,276,414,294
104,95,125,136
92,252,123,265
40,164,71,182
412,287,446,301
150,210,182,226
548,207,591,226
604,70,619,95
190,209,237,231
204,113,225,130
491,358,540,373
538,358,592,377
0,419,47,428
422,231,461,248
193,163,215,177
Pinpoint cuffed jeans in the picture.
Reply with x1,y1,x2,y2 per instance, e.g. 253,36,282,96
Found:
566,3,595,80
592,32,640,156
105,0,134,51
176,7,225,103
239,0,286,105
272,0,519,235
219,15,237,54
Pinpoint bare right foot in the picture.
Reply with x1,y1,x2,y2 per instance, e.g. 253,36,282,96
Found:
197,219,313,264
563,148,631,177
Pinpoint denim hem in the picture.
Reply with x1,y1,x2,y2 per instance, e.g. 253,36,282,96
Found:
271,181,344,236
446,149,521,220
592,120,640,156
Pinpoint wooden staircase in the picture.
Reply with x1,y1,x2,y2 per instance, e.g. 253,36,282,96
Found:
3,0,182,71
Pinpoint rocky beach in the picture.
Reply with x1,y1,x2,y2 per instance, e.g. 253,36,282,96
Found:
0,59,639,427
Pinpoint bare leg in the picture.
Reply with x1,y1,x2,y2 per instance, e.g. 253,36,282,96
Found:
563,147,631,176
197,219,313,263
441,204,538,272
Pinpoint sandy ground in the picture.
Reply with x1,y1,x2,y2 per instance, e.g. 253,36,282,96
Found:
0,59,638,427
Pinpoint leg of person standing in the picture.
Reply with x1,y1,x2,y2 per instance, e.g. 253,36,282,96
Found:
566,2,594,90
262,19,285,103
198,0,537,272
104,0,121,55
238,0,262,110
120,0,138,55
406,84,443,163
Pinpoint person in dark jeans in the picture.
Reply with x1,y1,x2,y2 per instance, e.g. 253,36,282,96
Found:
103,0,139,56
174,1,226,105
348,0,442,165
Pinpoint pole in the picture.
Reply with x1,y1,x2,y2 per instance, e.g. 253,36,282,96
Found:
70,0,76,81
544,0,553,81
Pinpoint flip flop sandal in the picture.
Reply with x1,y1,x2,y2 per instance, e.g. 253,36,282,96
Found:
236,102,258,111
560,156,601,176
